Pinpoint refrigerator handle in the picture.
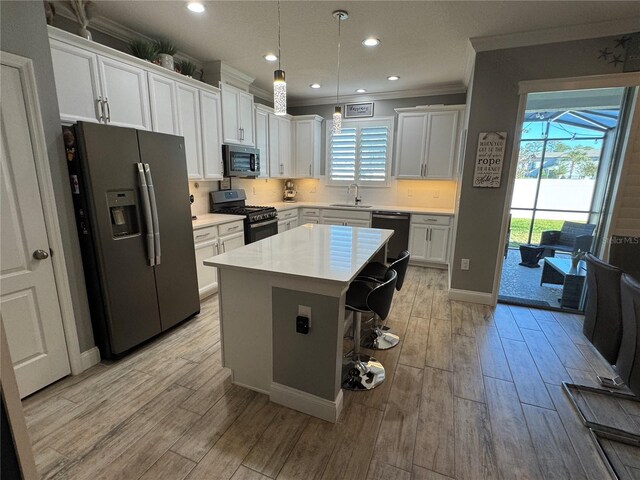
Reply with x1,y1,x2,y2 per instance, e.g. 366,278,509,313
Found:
144,163,161,265
137,163,155,266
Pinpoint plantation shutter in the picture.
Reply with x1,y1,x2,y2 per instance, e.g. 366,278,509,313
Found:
328,119,392,184
359,126,388,182
329,127,357,182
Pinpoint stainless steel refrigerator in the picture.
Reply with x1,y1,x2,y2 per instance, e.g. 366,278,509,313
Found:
65,122,200,359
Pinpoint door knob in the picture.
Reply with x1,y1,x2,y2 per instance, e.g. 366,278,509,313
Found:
33,249,49,260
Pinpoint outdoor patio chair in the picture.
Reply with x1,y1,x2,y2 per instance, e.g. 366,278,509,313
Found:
539,221,595,256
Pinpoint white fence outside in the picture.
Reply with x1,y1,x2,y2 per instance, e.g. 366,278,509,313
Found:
510,178,596,221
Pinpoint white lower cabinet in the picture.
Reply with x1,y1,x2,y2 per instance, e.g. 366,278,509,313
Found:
319,209,371,227
193,221,244,298
277,209,299,232
409,218,450,264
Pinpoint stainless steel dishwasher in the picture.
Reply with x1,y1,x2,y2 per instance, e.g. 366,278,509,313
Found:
371,211,411,262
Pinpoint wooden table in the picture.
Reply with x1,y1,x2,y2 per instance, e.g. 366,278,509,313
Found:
540,257,586,310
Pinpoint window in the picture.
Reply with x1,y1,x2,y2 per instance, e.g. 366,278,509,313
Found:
327,117,394,184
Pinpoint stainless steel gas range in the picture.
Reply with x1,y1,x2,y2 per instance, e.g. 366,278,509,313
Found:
209,189,278,244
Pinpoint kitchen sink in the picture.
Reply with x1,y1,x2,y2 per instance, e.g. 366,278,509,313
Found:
329,204,372,208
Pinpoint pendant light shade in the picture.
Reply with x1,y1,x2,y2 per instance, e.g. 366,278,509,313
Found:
332,105,342,135
274,69,286,116
273,1,286,115
332,10,347,134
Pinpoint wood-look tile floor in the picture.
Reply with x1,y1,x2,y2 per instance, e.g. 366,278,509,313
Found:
23,266,619,480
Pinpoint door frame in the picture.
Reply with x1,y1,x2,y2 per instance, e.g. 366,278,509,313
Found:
1,51,83,375
491,71,640,305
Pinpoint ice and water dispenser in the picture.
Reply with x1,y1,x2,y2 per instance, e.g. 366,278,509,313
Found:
107,190,140,238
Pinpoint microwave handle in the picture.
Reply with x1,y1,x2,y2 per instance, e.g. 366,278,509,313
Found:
250,153,256,172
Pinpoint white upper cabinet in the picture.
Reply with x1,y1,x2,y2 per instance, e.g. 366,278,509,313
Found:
269,114,292,178
97,56,151,130
220,83,255,146
292,115,323,178
50,36,151,130
148,72,179,135
255,105,270,178
200,90,224,180
50,39,102,124
395,113,428,178
49,28,226,182
395,105,464,180
176,83,203,179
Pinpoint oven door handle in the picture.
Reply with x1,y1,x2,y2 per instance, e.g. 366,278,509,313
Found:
249,218,278,229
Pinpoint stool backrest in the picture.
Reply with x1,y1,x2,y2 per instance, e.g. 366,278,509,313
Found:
367,269,397,321
389,250,410,291
618,273,640,394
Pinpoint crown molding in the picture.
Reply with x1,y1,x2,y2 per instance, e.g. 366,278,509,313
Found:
55,4,203,67
288,83,467,107
249,84,274,102
470,17,640,52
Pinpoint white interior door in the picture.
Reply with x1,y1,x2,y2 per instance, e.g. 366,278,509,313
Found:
1,64,71,398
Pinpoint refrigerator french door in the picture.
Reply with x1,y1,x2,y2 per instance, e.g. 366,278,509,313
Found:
66,122,200,358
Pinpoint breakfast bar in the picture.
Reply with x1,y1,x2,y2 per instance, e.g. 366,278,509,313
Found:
204,223,393,422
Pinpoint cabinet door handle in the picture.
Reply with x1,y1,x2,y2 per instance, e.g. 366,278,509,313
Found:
195,232,211,239
104,98,111,123
96,96,104,122
309,164,312,176
227,225,240,231
425,228,429,241
214,243,220,255
221,242,226,253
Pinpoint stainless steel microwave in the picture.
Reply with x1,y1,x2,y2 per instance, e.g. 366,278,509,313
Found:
222,144,260,177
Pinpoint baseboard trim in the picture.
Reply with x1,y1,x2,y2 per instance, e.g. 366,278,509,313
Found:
448,288,495,306
79,347,101,371
408,260,448,270
270,382,343,423
232,380,270,396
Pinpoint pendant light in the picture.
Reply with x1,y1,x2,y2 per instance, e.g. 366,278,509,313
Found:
332,10,348,134
273,0,287,115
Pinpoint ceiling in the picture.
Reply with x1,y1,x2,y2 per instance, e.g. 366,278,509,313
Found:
92,1,640,103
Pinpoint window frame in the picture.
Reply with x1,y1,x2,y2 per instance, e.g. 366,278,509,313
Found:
325,116,395,187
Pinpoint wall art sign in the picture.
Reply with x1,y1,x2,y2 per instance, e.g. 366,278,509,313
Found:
344,102,374,118
473,131,507,188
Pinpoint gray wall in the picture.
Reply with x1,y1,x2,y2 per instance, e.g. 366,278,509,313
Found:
451,34,631,295
2,1,95,351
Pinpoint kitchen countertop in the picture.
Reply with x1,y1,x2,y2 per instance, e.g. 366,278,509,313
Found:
205,223,394,285
270,201,455,215
192,213,245,229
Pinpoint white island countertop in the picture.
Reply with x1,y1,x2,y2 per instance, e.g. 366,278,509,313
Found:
205,224,393,285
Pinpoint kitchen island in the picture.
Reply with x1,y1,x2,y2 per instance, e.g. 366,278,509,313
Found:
204,223,393,422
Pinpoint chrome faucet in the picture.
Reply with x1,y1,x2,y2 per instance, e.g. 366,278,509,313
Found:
348,183,362,205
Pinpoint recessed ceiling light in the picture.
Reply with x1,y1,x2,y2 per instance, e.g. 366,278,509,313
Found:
387,75,400,81
356,88,367,93
264,53,278,62
362,38,380,47
187,2,205,13
310,83,321,89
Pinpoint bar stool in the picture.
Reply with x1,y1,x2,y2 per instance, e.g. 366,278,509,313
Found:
617,273,640,395
343,269,397,391
357,250,410,350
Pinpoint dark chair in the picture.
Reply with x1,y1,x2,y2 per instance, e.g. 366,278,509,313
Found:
616,274,640,396
343,269,397,391
357,250,410,350
539,221,595,256
583,253,623,365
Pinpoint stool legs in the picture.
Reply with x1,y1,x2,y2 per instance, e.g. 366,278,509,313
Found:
361,315,400,350
342,312,386,391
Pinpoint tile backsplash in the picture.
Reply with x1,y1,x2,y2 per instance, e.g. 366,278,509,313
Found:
293,178,457,209
189,178,285,216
